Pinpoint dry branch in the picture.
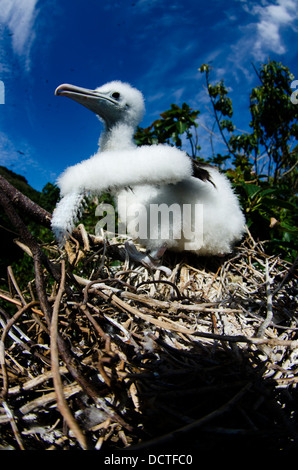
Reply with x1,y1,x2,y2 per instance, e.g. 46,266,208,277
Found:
0,174,51,228
50,260,88,449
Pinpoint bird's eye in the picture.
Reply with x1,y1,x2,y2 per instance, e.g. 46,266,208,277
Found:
112,92,120,100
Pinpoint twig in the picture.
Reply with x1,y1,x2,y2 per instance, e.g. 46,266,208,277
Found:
0,292,43,316
76,303,108,340
0,301,38,401
7,266,27,306
50,260,88,450
77,223,90,251
136,279,182,299
8,366,69,395
1,401,25,450
272,256,298,296
192,330,298,348
19,383,82,416
257,259,273,338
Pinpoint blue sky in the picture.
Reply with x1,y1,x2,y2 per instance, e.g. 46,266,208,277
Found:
0,0,297,191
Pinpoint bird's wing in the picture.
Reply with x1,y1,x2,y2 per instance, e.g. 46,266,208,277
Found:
57,144,193,197
51,192,86,246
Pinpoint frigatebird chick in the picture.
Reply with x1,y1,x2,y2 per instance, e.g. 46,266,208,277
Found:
52,81,245,273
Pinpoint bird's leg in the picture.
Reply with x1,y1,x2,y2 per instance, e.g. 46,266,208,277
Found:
124,240,171,276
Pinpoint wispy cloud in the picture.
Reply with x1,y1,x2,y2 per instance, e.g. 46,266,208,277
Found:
252,0,297,57
203,0,298,85
240,0,297,60
0,0,38,70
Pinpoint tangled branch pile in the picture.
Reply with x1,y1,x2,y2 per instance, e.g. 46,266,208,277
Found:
0,173,296,452
0,218,297,451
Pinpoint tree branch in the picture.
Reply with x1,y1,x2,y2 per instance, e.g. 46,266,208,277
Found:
0,174,52,228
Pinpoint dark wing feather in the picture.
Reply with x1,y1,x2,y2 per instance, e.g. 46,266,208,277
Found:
191,160,215,186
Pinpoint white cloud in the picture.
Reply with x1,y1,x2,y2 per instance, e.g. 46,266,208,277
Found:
0,0,38,69
265,1,294,23
257,21,285,53
249,0,297,59
211,0,298,83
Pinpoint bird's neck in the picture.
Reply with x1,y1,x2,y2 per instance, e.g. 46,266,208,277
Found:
99,123,136,151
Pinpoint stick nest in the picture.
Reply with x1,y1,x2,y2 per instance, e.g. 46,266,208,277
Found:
0,227,297,451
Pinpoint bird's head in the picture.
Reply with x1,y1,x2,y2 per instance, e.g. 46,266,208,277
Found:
55,80,145,129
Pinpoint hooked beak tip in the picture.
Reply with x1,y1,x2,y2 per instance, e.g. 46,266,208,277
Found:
55,84,66,96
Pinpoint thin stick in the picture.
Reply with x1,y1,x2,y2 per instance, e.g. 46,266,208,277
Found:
7,266,27,306
95,289,298,349
2,401,25,450
50,260,88,450
0,301,38,400
257,259,273,338
0,292,43,316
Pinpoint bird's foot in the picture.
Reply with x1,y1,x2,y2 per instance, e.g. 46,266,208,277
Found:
124,241,171,276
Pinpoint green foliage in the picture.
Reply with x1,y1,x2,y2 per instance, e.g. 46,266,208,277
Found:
235,180,297,258
198,60,297,260
134,60,297,261
248,62,298,185
39,182,60,212
0,166,41,203
135,103,200,157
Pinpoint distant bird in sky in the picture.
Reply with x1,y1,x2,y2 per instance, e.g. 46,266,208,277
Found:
51,80,245,273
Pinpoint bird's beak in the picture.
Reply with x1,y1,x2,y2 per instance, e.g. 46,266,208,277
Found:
55,83,118,118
